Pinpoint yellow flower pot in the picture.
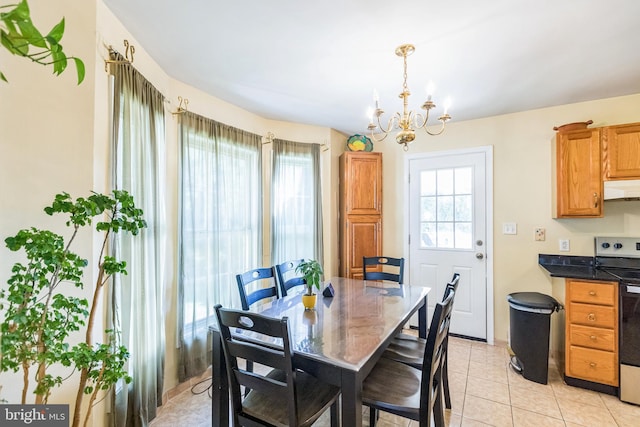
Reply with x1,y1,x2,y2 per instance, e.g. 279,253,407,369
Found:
301,294,317,310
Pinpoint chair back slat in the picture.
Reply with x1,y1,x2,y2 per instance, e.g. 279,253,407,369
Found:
236,267,279,310
363,256,405,284
442,272,461,300
275,259,305,297
419,290,456,418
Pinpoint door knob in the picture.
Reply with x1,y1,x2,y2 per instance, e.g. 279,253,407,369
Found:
476,253,484,260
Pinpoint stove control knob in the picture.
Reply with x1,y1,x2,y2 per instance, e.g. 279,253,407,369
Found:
614,243,623,249
602,243,610,249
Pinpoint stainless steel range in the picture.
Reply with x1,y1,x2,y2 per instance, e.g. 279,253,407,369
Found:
595,236,640,405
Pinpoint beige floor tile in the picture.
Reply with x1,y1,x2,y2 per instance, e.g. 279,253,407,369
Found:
551,381,606,407
468,360,509,384
506,366,556,396
509,383,561,419
460,418,494,426
466,376,510,405
463,395,513,427
449,353,471,375
511,407,565,427
152,337,640,427
557,397,617,426
600,392,640,427
470,344,510,367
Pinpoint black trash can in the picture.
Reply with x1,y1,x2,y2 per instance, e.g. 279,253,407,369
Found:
507,292,561,384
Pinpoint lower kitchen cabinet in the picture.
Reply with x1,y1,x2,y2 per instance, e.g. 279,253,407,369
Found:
565,279,619,388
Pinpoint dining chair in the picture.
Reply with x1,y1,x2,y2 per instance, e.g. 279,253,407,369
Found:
236,267,279,311
213,304,341,427
274,259,305,297
382,273,460,409
362,290,455,427
362,256,405,284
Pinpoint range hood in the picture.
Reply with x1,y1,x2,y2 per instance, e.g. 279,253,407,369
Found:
604,180,640,201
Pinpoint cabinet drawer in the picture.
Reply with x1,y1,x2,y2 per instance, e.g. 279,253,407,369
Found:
568,324,616,352
568,303,616,328
567,281,616,305
567,345,618,386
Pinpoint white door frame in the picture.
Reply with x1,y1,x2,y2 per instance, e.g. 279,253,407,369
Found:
404,146,495,345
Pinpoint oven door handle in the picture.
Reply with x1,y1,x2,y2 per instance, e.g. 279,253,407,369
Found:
624,285,640,294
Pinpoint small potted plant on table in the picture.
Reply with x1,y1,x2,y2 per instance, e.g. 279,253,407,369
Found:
296,259,323,310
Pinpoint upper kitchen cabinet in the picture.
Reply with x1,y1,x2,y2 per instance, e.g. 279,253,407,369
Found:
603,122,640,180
553,128,603,218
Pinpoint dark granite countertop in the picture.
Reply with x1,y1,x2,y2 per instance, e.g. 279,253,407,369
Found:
538,254,620,282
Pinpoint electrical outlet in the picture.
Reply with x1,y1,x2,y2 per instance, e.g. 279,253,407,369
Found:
535,227,546,241
559,239,570,252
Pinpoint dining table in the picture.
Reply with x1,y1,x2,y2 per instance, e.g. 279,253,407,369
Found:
210,276,431,427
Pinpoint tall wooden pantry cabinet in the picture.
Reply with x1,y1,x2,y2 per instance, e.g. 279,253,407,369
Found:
339,152,383,279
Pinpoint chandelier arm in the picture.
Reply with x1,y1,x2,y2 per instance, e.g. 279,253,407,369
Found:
369,130,389,143
423,120,447,136
413,110,430,129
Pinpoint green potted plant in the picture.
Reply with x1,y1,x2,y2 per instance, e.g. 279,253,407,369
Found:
0,191,145,427
295,259,323,309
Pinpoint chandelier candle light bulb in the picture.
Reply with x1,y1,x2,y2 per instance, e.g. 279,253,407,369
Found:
366,43,452,150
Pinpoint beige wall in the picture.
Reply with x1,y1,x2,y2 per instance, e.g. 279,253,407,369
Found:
0,0,98,413
375,93,640,346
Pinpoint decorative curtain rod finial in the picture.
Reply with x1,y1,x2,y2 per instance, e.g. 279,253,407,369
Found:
172,96,189,115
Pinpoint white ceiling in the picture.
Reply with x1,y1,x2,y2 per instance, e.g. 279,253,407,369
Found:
103,0,640,136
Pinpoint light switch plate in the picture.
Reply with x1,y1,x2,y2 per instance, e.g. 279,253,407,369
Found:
535,227,546,241
503,222,517,235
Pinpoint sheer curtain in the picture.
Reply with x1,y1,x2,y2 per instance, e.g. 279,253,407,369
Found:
109,55,166,427
271,139,323,266
178,111,262,381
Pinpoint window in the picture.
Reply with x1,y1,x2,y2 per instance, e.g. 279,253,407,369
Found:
420,167,473,249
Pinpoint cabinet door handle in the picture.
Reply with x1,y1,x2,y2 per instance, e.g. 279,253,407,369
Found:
589,362,597,368
587,313,596,322
588,290,596,296
593,192,599,208
590,335,597,340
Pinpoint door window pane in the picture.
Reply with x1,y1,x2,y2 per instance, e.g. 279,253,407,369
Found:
419,167,473,249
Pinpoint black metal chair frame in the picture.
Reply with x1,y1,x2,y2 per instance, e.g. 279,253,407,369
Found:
214,304,340,427
236,267,279,311
362,256,405,284
274,259,305,297
383,272,460,409
364,290,456,427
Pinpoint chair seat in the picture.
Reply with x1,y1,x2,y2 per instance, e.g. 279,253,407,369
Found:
383,332,425,369
243,369,340,427
362,357,423,421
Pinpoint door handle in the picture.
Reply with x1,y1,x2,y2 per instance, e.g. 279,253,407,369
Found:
475,253,484,260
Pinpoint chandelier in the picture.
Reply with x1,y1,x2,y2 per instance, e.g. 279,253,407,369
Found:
367,43,451,150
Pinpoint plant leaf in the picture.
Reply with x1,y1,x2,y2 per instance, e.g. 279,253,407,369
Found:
72,57,85,84
46,18,65,44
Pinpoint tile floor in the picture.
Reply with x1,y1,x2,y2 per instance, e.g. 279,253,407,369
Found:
150,336,640,426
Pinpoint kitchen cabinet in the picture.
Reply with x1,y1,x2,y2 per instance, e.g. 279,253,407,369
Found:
565,279,618,387
552,128,603,218
603,122,640,180
339,152,382,278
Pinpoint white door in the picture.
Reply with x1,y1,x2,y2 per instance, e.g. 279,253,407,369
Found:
407,148,492,340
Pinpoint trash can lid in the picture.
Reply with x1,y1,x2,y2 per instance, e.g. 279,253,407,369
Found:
507,292,560,311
